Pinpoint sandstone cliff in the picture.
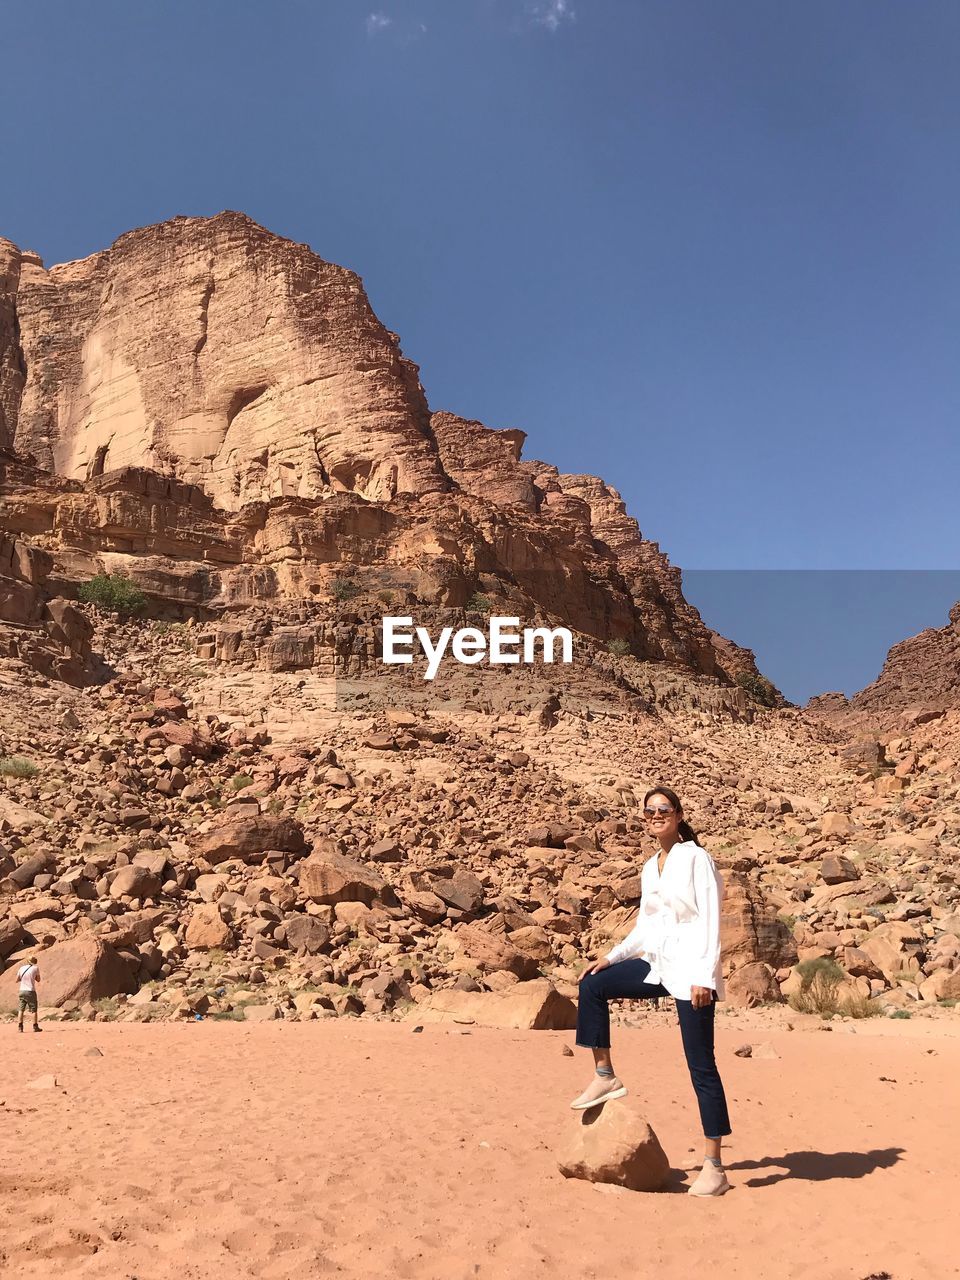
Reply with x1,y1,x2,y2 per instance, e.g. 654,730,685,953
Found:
0,212,773,693
3,213,447,507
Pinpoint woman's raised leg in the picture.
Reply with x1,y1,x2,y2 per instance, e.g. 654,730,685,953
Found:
571,958,668,1110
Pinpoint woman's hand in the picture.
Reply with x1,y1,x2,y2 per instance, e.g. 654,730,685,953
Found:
690,985,714,1009
582,956,612,978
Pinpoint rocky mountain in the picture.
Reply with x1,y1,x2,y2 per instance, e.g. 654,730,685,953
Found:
1,213,958,1031
806,601,960,734
0,212,764,691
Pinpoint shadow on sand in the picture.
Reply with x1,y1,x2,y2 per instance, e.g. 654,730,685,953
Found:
727,1147,905,1187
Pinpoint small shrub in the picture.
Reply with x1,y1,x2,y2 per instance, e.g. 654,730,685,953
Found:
0,756,39,779
228,774,255,792
793,971,879,1019
77,572,147,615
331,577,361,602
840,993,883,1019
465,592,491,614
606,637,631,656
787,957,845,1015
777,912,798,932
377,590,395,606
889,1009,912,1019
735,670,778,708
210,1009,246,1021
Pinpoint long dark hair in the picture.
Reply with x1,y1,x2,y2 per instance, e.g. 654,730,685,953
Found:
644,785,699,845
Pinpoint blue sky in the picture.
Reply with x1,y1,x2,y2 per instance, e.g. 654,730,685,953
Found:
2,1,958,701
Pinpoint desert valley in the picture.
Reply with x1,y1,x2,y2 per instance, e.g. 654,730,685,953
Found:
1,214,958,1279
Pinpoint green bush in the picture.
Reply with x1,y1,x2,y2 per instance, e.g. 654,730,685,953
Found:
78,572,147,615
735,670,779,708
331,577,361,601
465,591,491,614
788,957,845,1015
228,773,255,792
606,637,631,656
788,957,881,1020
0,756,39,779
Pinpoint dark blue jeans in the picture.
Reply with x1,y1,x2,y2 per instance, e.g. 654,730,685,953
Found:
576,958,732,1138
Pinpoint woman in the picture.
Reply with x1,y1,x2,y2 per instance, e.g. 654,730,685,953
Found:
571,786,732,1197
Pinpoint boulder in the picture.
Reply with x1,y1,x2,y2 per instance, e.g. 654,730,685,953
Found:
299,849,393,907
840,946,884,980
4,850,56,891
110,864,161,901
409,979,576,1030
859,922,924,982
456,923,539,980
725,961,782,1008
820,854,859,885
195,873,228,902
184,904,235,951
507,925,555,964
283,914,331,955
919,969,960,1002
191,816,306,866
558,1099,670,1192
820,812,856,837
427,869,485,914
809,878,896,914
0,914,26,959
367,839,402,863
0,936,136,1009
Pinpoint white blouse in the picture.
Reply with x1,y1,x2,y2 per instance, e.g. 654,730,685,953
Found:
603,840,725,1001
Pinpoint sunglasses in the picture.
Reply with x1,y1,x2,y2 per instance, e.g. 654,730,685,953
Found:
643,804,676,818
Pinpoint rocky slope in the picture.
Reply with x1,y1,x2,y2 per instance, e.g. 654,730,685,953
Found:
0,606,958,1027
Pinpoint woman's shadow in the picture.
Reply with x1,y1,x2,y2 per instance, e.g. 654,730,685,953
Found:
723,1147,905,1187
663,1148,902,1193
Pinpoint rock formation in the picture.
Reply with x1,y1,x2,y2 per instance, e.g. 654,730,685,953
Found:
807,602,960,733
3,214,447,507
0,212,773,691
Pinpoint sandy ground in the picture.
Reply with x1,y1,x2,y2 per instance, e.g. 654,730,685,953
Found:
1,1011,958,1280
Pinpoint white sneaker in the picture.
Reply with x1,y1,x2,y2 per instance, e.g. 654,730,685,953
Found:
687,1162,731,1196
569,1074,628,1110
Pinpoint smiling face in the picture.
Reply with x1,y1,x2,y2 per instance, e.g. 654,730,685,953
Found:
643,791,683,842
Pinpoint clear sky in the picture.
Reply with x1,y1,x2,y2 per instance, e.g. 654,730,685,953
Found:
3,1,958,701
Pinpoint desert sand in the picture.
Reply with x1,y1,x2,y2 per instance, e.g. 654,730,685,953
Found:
1,1012,958,1280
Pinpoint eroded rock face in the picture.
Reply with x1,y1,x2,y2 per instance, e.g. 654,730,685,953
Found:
0,935,136,1009
0,212,777,694
0,528,93,683
6,213,448,509
805,601,960,733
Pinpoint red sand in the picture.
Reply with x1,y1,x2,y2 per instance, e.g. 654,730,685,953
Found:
1,1014,958,1279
